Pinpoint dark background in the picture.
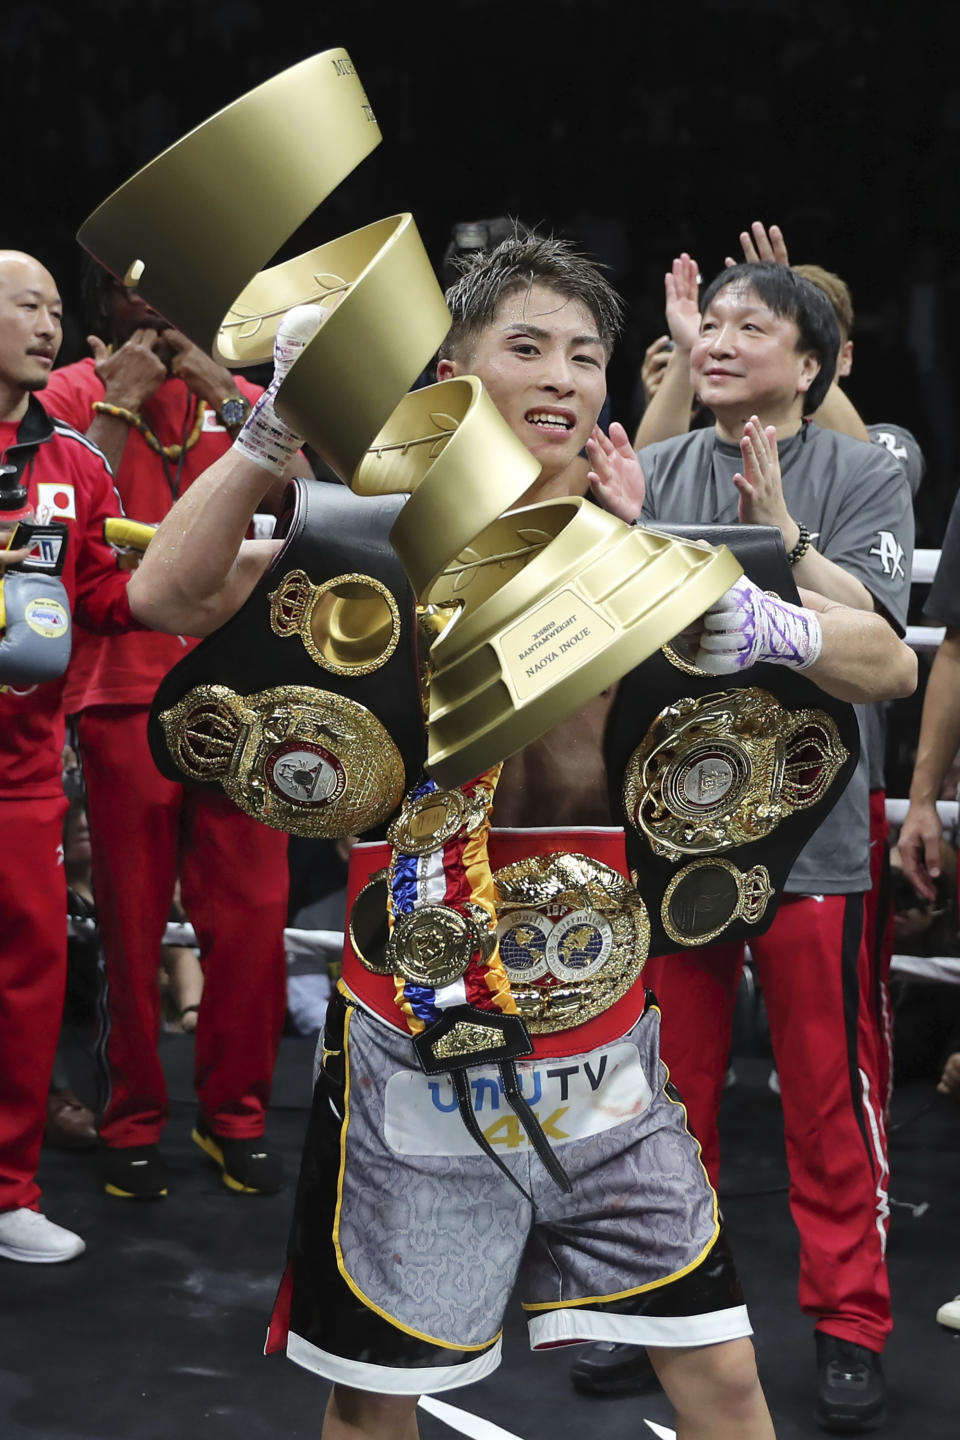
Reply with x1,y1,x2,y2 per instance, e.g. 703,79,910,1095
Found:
8,0,959,543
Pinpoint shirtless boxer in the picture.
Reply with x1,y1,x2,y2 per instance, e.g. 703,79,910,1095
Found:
128,234,914,1440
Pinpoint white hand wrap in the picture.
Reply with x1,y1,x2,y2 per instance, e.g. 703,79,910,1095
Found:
695,574,823,674
232,304,326,474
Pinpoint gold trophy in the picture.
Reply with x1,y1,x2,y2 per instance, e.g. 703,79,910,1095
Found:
79,50,740,789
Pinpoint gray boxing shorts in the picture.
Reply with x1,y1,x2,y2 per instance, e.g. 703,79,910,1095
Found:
266,986,751,1395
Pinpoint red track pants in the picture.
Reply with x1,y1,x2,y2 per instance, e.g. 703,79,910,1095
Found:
864,790,895,1120
78,705,289,1149
643,892,892,1352
0,795,68,1211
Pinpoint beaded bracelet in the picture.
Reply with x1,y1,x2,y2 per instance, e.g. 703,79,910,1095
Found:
92,399,206,460
786,522,812,566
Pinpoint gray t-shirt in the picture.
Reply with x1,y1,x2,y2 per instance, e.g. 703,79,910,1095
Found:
864,424,924,789
868,422,926,500
638,422,914,894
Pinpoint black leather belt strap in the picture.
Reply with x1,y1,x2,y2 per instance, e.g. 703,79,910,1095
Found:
449,1067,535,1203
412,1004,572,1204
497,1057,573,1196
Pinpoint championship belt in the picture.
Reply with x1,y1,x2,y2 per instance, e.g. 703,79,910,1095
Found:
353,765,580,1200
343,819,650,1196
346,829,649,1052
147,479,424,838
605,525,860,955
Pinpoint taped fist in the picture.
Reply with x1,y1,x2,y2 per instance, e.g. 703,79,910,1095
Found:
233,304,327,475
694,574,823,675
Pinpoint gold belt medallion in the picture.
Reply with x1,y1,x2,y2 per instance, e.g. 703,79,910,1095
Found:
268,569,401,676
661,858,774,946
492,853,649,1033
624,687,848,861
158,682,404,837
386,904,485,988
385,786,489,856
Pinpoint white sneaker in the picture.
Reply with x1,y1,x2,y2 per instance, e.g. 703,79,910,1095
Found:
936,1295,960,1330
0,1207,86,1263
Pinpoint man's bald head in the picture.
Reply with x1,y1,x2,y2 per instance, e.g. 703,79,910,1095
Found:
0,251,63,414
0,251,57,293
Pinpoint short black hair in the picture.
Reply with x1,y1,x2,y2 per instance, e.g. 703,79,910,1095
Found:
700,261,840,415
440,227,623,365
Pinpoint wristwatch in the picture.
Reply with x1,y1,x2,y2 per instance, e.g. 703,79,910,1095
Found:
217,393,252,429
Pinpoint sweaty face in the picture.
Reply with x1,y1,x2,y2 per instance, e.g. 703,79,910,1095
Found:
691,282,819,423
0,256,63,395
445,283,607,483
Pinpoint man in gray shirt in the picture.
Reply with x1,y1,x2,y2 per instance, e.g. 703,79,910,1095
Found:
588,260,913,1434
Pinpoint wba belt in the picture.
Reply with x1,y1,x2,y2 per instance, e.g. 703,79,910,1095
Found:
148,478,425,838
341,826,649,1061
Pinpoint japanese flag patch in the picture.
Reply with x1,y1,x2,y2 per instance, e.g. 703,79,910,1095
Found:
35,482,76,522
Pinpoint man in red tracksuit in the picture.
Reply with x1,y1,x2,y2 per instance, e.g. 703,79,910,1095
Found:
40,265,293,1201
0,250,138,1263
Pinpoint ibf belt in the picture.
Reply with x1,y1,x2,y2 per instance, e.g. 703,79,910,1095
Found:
340,827,650,1061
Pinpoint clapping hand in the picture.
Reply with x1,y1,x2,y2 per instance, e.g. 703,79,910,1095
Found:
586,422,647,522
732,415,798,548
163,329,238,410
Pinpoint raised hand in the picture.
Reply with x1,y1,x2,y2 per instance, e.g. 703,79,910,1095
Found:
938,1051,960,1098
234,304,326,474
724,221,790,269
586,422,647,522
89,328,167,410
664,252,702,352
732,415,798,545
